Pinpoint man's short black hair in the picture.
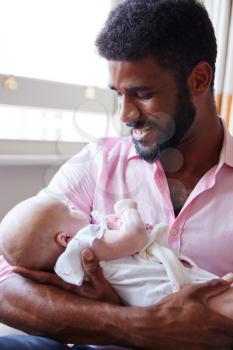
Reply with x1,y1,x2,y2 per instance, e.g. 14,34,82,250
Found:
96,0,217,88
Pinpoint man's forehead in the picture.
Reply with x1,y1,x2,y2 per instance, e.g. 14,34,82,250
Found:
108,58,162,90
108,57,160,75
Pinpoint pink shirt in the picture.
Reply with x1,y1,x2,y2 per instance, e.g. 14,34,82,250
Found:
1,118,233,280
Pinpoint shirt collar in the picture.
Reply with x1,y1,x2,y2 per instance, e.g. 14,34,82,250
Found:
218,117,233,168
127,138,140,160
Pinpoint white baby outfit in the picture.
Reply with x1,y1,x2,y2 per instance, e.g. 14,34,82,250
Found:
55,216,217,307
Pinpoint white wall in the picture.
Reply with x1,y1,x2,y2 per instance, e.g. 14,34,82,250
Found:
0,139,86,219
0,164,60,220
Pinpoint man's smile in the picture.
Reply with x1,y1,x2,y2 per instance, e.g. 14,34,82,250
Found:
132,126,153,142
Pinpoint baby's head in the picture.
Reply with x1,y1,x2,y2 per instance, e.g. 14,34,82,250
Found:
0,195,89,270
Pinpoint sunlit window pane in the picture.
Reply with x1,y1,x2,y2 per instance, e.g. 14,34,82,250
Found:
0,105,120,142
0,0,111,87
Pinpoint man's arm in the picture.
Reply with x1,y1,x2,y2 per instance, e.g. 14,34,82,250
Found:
0,249,126,344
1,251,233,349
1,273,233,349
0,275,129,345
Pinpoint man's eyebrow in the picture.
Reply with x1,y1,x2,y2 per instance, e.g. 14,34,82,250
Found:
109,85,153,92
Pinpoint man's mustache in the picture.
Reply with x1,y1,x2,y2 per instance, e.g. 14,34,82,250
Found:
126,119,162,131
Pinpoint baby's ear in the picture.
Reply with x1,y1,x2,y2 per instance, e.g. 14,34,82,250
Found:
56,232,71,248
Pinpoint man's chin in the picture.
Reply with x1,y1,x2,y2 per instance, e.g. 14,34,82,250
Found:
133,139,160,163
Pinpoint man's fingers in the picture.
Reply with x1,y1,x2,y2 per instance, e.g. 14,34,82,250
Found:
13,266,48,283
13,266,73,291
80,248,122,304
187,278,233,303
13,266,55,284
81,248,105,287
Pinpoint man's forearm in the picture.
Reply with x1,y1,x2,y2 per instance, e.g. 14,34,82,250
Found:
2,276,233,349
0,275,133,345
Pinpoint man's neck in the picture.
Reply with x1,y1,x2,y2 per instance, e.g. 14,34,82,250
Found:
162,115,223,182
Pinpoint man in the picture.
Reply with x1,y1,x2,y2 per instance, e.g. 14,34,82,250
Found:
1,0,233,349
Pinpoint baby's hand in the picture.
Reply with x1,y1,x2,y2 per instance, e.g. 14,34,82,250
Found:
114,199,137,217
105,214,121,230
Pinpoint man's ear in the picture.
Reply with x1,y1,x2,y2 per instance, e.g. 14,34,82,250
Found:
188,61,213,96
56,232,71,248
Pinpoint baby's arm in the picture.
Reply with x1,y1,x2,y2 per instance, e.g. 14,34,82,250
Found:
92,199,148,261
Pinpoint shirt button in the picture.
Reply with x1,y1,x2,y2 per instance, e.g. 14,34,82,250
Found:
170,228,178,236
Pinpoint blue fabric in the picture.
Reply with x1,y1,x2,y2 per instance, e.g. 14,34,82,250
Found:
71,347,94,349
0,335,70,350
0,335,131,349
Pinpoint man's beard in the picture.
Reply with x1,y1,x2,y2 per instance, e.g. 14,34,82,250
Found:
131,86,196,163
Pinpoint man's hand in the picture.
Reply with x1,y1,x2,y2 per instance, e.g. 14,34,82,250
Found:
127,279,233,350
13,248,122,306
80,248,122,305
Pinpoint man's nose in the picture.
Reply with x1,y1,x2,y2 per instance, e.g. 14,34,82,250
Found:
118,96,140,124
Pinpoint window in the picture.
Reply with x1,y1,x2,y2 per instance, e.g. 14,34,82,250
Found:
0,0,120,146
0,104,120,143
0,0,111,86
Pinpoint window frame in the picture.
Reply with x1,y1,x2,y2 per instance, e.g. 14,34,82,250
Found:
0,0,120,161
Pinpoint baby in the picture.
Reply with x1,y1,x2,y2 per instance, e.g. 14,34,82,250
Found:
0,195,148,270
0,195,233,319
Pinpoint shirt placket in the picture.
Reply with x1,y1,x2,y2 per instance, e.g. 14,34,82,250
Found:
153,161,175,225
154,161,219,252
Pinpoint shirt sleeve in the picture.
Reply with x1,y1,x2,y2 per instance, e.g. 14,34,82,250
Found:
44,142,101,221
0,143,102,283
0,255,16,283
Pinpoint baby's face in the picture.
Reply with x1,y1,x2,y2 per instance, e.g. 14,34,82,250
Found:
47,201,89,247
64,206,89,235
0,196,89,268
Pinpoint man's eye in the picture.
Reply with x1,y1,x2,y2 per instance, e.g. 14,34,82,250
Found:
137,93,154,100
